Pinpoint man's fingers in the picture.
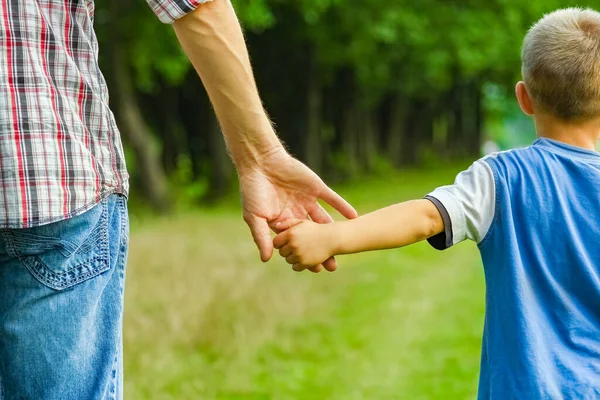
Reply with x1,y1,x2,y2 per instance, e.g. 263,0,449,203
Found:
321,186,358,220
244,214,273,262
322,257,338,272
309,204,334,224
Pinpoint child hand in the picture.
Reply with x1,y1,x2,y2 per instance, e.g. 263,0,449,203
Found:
273,219,338,272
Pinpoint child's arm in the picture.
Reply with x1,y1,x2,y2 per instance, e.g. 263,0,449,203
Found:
273,199,444,270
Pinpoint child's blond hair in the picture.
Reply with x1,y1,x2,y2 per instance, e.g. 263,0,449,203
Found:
522,8,600,121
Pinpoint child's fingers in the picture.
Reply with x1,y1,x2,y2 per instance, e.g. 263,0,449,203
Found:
308,265,324,273
273,231,290,249
278,244,293,258
275,218,304,232
293,263,313,272
293,263,306,272
286,254,299,265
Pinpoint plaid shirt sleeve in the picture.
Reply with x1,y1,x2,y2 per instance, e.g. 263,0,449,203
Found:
146,0,213,24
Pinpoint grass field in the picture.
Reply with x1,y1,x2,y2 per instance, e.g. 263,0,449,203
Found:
123,164,486,400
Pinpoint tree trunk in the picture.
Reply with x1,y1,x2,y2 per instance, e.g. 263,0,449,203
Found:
341,100,360,176
304,52,323,173
206,112,234,200
468,82,484,156
358,108,378,172
108,11,170,211
401,100,430,165
179,74,209,181
450,80,483,158
448,80,466,158
432,112,450,159
387,95,409,167
158,85,185,175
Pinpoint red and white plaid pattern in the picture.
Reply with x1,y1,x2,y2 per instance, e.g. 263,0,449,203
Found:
0,0,203,228
147,0,212,24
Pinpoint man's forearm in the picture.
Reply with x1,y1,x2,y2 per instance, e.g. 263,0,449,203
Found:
173,0,282,171
333,200,444,255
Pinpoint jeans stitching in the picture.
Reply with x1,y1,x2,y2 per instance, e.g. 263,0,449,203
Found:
22,255,110,290
107,196,128,400
10,200,111,291
5,232,78,256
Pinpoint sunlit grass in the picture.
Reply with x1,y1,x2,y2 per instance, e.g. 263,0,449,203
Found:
124,163,485,399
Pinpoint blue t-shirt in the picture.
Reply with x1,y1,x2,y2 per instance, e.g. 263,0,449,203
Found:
426,138,600,399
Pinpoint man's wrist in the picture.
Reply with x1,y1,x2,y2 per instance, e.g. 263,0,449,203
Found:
233,138,286,173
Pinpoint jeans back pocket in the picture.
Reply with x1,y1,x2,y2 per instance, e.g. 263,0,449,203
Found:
1,200,110,291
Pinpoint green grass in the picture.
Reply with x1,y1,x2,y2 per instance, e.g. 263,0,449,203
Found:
124,163,485,399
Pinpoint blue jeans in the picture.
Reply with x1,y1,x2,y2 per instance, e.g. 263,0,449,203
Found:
0,195,129,400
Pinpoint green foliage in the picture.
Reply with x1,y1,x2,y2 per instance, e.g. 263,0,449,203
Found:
96,0,600,205
101,0,600,109
232,0,275,31
104,0,277,93
129,18,189,91
100,0,600,103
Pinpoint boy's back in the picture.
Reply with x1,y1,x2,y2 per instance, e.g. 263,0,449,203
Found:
430,139,600,398
273,8,600,399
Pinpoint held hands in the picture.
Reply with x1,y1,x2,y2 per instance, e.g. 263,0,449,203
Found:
239,147,357,273
273,220,339,272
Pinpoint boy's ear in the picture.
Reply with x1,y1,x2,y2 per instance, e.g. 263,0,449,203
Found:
516,81,534,116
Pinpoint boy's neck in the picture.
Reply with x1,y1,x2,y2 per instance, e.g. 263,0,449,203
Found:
534,114,600,151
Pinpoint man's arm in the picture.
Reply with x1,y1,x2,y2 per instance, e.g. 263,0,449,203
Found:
273,200,444,271
172,0,278,169
167,0,357,272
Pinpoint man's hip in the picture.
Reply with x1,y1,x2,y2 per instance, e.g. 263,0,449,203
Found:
0,194,129,400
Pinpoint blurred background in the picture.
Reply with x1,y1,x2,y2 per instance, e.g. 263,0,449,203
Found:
96,0,599,398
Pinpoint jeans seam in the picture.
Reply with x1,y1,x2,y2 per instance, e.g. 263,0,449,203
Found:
107,196,128,400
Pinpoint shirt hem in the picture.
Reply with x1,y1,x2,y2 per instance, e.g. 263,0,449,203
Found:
0,182,129,230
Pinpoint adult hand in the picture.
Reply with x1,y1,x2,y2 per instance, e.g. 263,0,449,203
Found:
240,147,357,273
173,3,357,271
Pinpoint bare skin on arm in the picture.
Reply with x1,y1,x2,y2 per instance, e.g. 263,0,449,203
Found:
273,200,444,271
172,0,358,272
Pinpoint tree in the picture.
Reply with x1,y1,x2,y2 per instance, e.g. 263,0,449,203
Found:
95,0,596,208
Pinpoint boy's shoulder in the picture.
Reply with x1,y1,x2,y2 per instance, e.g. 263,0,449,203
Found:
479,143,540,165
476,141,555,177
474,139,600,193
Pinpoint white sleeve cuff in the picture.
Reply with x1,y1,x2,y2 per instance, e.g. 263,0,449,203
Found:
426,190,467,249
424,160,496,250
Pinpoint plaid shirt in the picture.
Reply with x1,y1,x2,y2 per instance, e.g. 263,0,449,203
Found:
0,0,208,228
